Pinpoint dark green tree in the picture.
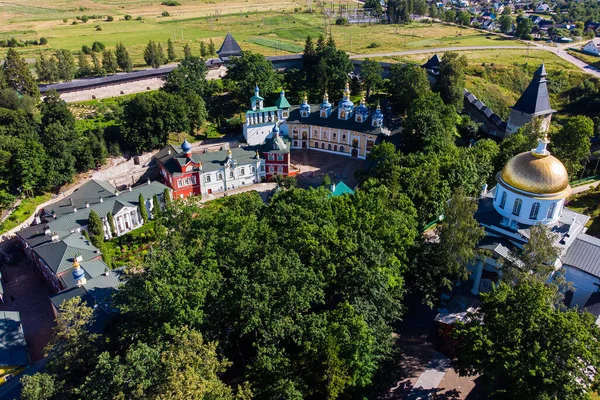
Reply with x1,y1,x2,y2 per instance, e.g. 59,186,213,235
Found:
183,43,192,58
102,49,118,74
107,212,117,237
44,297,100,397
21,373,56,400
163,188,171,206
77,53,92,77
516,17,534,39
208,38,216,55
363,0,383,15
139,193,148,223
87,209,105,242
200,41,208,58
552,115,594,178
224,51,280,105
435,51,468,111
499,14,513,33
162,55,208,97
115,42,133,72
359,58,383,100
3,48,39,98
403,91,457,152
55,49,76,81
91,52,105,76
143,40,166,68
387,63,431,114
35,54,59,83
455,282,600,399
152,194,161,219
167,38,176,61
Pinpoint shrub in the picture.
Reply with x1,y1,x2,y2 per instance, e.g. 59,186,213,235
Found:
62,18,68,23
335,17,348,25
72,21,78,25
136,16,143,20
7,38,18,47
39,37,48,45
92,41,105,52
107,15,114,21
81,44,91,54
124,14,132,20
162,10,170,16
161,0,181,5
81,15,89,23
0,40,6,47
366,42,381,48
95,25,102,31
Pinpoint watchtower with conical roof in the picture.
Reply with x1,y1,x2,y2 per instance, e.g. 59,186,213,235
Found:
217,33,242,60
506,64,555,136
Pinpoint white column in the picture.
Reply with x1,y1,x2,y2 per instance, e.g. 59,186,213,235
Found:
471,259,484,295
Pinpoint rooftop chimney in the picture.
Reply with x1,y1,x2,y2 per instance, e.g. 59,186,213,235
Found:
128,186,132,192
73,206,77,213
85,201,89,208
69,198,73,206
51,232,60,242
99,197,103,203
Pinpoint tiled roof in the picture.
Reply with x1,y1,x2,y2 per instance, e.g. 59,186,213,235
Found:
286,105,399,136
562,234,600,278
0,311,29,367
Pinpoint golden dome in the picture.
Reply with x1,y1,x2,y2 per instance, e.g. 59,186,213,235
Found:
499,150,570,195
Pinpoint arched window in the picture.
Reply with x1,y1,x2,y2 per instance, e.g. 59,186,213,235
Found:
334,145,338,151
321,143,325,149
547,203,556,219
499,191,507,209
328,144,332,150
314,142,319,148
340,146,345,153
512,198,522,216
529,202,540,220
294,141,298,147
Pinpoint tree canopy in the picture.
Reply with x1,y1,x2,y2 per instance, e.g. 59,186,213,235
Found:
455,282,600,400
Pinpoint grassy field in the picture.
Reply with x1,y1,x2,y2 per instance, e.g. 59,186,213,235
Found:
0,194,52,235
567,48,600,70
566,186,600,237
1,0,523,65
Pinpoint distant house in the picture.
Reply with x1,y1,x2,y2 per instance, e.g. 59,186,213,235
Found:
585,22,600,32
583,39,600,56
0,311,30,384
481,11,496,19
528,15,542,25
535,3,550,13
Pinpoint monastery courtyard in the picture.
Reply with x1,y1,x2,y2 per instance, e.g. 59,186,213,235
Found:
290,149,364,189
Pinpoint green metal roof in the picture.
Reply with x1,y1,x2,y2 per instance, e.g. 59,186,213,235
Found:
33,233,102,275
247,106,278,113
274,95,291,109
43,181,168,234
330,181,355,197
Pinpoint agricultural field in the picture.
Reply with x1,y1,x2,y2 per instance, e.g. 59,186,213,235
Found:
1,0,523,65
368,48,590,119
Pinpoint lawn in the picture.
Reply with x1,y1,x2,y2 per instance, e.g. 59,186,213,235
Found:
565,186,600,237
0,194,52,235
567,48,600,70
102,220,163,267
331,22,524,54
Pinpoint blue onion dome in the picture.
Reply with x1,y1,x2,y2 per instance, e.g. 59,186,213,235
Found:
181,139,192,153
72,260,85,281
321,92,331,109
300,93,310,111
338,81,354,108
255,85,260,93
356,97,368,113
374,102,383,117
